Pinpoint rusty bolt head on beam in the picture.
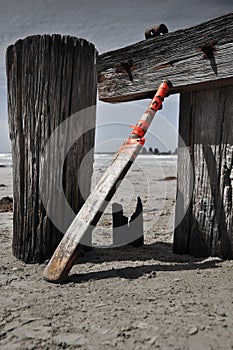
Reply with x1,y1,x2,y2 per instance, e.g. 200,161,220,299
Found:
145,24,168,39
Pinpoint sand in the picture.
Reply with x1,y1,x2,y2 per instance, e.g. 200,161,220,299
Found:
0,155,233,350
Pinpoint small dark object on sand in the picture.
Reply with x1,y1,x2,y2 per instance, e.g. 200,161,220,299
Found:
0,184,7,187
158,176,177,181
0,196,13,212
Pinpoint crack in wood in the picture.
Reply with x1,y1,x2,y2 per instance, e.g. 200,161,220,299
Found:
115,60,137,82
198,41,218,75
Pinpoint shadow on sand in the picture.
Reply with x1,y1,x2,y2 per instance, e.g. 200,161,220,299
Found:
68,242,222,284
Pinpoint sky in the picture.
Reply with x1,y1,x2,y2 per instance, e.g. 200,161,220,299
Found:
0,0,232,153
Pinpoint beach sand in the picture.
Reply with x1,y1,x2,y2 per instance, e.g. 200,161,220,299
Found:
0,155,233,350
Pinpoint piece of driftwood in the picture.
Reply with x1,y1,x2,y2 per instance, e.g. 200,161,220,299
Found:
6,35,97,263
98,12,233,102
112,197,144,247
112,202,128,246
129,197,144,247
174,85,233,258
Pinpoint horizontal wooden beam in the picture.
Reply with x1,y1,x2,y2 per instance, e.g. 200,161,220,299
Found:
98,13,233,102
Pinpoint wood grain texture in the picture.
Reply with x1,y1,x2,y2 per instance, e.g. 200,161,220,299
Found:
174,86,233,258
98,12,233,102
6,35,97,263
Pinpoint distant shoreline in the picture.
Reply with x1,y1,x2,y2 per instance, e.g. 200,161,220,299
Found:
0,152,178,155
95,152,178,156
0,152,178,167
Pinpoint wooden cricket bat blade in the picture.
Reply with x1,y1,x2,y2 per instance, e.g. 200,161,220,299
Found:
43,143,141,283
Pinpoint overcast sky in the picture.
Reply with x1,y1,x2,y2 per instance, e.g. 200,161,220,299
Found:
0,0,232,153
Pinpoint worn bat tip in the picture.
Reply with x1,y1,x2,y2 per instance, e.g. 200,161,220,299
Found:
43,266,69,284
42,236,79,284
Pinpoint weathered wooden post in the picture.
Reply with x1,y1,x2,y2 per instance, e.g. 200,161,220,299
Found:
6,35,97,263
97,13,233,259
173,87,233,258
